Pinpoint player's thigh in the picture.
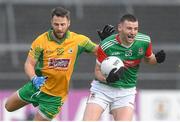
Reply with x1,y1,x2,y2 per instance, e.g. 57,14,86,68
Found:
83,90,109,121
111,106,134,121
110,93,135,121
6,81,38,112
37,92,63,120
83,103,104,121
5,91,28,112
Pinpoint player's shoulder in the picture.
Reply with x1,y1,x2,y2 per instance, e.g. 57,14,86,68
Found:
33,31,48,43
135,32,151,42
100,34,118,50
69,31,90,40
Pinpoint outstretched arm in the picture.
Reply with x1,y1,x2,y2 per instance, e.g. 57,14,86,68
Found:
92,45,98,56
97,24,115,41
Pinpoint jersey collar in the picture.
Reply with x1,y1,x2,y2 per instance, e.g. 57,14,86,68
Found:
115,34,135,48
47,29,70,44
116,34,122,44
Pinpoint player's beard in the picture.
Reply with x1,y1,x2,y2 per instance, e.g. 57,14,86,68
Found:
53,29,68,40
120,33,135,46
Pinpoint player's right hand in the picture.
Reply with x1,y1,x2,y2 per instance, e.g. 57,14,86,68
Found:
31,76,47,90
97,24,115,41
106,67,124,83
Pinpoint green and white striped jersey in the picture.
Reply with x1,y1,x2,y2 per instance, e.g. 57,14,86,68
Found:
97,33,153,88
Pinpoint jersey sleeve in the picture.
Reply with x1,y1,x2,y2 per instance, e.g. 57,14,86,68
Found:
78,35,97,53
145,42,153,57
96,45,108,65
28,36,44,61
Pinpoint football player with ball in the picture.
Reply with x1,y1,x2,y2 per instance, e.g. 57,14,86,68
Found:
83,14,166,121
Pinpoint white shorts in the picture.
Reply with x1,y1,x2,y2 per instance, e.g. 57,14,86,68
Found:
87,80,137,112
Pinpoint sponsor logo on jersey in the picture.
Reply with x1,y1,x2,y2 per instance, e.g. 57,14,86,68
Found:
111,52,121,55
123,59,141,67
125,50,132,57
48,58,70,69
56,48,64,55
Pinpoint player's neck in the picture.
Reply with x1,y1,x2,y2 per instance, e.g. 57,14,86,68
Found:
52,31,66,43
118,35,134,48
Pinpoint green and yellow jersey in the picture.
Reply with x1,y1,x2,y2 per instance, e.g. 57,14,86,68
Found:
28,29,96,101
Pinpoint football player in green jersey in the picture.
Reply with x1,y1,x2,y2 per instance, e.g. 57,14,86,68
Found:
83,14,166,121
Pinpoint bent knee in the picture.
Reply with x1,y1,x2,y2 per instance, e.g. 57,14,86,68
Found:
4,92,27,112
5,101,14,112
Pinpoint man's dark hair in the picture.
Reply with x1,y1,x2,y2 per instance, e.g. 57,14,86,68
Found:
51,7,70,20
120,14,137,23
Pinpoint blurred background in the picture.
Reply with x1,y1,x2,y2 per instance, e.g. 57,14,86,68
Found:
0,0,180,121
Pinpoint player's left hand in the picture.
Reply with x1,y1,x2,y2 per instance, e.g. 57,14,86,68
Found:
155,50,166,63
106,67,124,83
97,24,115,41
31,76,48,90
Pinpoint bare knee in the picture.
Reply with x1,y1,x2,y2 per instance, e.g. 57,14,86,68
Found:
4,92,28,112
111,107,134,121
5,99,14,112
83,103,104,121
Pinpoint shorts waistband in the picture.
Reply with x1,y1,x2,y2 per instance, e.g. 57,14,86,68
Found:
92,79,136,90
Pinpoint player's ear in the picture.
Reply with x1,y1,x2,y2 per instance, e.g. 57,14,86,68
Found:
118,23,122,32
68,20,71,27
50,19,53,27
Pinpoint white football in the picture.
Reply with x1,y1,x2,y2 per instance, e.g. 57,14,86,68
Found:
100,56,124,78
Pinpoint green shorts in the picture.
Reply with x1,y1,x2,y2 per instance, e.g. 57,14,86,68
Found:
18,81,63,120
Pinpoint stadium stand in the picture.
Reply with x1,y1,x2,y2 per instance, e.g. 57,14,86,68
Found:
0,0,180,89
